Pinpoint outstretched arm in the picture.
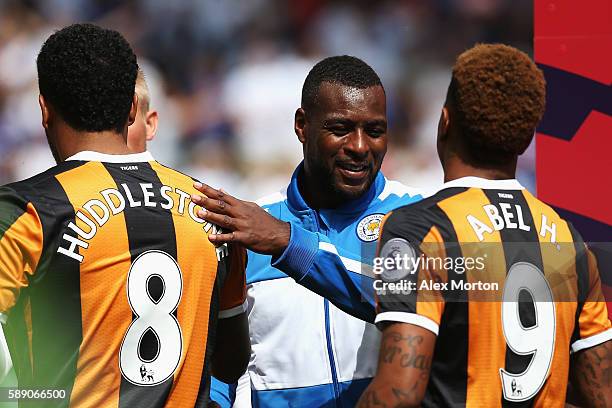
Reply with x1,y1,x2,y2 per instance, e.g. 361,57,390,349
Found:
357,323,436,408
191,182,376,321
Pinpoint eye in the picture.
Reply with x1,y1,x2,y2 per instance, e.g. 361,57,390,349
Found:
366,127,386,138
327,126,350,136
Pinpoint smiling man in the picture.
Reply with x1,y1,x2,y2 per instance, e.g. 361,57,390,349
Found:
195,56,422,407
298,75,388,209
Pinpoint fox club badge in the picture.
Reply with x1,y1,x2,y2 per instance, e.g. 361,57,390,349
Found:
356,213,385,242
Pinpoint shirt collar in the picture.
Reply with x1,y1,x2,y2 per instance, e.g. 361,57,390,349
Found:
65,150,155,163
286,162,385,215
432,176,524,194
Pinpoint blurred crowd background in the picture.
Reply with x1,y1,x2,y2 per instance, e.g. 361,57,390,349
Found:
0,0,535,199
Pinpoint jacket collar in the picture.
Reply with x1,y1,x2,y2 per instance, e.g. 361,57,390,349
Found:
286,162,385,216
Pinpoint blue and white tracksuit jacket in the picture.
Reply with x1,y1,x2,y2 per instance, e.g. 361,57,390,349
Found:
212,164,421,407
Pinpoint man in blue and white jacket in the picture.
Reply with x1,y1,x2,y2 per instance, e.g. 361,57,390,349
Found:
194,56,422,407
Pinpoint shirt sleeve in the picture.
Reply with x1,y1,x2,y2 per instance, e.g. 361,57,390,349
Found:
570,246,612,353
374,210,446,335
272,222,376,322
270,193,423,324
0,187,43,313
218,243,247,319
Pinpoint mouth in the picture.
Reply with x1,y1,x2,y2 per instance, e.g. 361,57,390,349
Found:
335,161,370,182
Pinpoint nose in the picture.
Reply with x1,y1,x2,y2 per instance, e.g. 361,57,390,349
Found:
344,129,368,159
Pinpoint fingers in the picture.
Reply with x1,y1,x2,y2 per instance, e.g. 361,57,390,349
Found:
193,182,237,205
192,194,230,214
208,232,237,244
197,208,237,231
192,182,248,247
193,181,220,197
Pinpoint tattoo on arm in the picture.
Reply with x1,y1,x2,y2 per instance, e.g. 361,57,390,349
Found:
392,380,420,402
359,390,388,408
381,331,432,381
358,326,434,408
571,340,611,408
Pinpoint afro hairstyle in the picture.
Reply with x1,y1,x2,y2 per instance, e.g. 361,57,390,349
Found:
447,43,546,164
37,23,138,133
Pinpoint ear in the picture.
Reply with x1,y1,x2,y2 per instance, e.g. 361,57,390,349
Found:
127,95,138,127
294,108,307,144
39,94,50,129
145,110,158,142
437,106,450,141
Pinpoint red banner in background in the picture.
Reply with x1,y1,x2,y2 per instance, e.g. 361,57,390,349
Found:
534,0,612,316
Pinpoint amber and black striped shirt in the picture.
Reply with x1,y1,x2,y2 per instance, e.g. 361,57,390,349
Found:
376,177,611,408
0,151,246,408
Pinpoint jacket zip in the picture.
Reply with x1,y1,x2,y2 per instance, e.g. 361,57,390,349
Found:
324,299,341,406
312,211,341,406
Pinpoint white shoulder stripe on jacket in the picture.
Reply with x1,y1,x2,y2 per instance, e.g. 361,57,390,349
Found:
255,189,287,207
319,242,375,278
378,179,422,201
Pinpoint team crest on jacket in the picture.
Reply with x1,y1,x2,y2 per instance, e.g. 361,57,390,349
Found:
356,214,385,242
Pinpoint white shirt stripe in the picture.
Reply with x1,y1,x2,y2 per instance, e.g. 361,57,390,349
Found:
430,176,524,195
219,299,248,319
571,328,612,353
65,150,155,163
375,311,440,335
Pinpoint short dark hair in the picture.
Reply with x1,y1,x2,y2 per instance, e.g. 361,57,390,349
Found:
37,23,138,133
447,44,546,164
301,55,384,111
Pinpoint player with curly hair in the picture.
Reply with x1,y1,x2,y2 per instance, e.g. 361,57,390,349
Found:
358,44,610,407
0,23,249,407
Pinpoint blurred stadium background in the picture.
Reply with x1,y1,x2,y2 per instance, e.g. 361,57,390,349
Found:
0,0,535,201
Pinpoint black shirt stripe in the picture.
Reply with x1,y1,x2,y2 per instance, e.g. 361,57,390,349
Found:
425,204,469,408
194,282,220,408
567,223,589,345
483,189,544,408
104,163,178,408
5,161,85,408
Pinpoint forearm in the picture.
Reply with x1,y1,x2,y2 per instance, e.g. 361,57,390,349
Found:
570,340,611,408
358,323,435,408
358,379,423,408
191,186,376,321
272,223,376,321
299,261,376,322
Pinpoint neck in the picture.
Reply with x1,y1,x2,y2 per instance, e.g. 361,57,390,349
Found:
55,124,131,162
298,167,340,210
442,154,516,183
